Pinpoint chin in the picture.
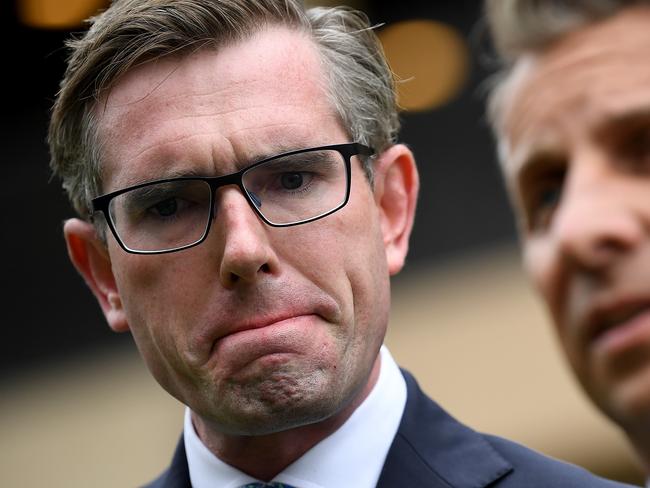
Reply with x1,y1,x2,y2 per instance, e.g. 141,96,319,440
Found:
198,373,346,435
601,367,650,430
219,395,343,436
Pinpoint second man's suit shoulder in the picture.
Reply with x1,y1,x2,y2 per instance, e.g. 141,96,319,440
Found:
483,433,639,487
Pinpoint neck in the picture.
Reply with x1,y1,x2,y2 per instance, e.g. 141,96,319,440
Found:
192,356,382,481
626,426,650,476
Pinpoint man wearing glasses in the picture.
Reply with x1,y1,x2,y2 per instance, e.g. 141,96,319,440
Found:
48,1,634,487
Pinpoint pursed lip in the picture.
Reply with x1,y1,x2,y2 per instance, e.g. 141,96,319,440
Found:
189,288,341,365
580,296,650,351
193,305,329,362
216,311,312,342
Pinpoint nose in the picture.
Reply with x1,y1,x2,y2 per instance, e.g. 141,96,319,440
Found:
553,169,643,270
212,187,279,288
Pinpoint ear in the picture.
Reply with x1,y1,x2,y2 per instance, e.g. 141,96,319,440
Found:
63,218,130,333
373,144,419,275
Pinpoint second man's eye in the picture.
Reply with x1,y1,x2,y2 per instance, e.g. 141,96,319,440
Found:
527,179,564,232
539,185,562,210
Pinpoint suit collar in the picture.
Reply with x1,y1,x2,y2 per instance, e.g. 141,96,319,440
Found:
377,370,513,488
149,370,514,488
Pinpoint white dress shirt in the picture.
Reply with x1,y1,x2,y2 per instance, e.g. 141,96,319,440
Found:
184,345,407,488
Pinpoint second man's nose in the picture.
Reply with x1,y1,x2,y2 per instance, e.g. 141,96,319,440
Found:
553,180,643,271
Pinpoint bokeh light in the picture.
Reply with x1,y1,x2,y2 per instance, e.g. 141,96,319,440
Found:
379,19,469,112
17,0,108,29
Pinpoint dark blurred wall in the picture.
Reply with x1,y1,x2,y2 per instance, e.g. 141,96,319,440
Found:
2,1,129,377
1,0,514,376
372,0,516,264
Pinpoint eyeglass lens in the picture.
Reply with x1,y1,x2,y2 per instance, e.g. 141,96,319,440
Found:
107,149,348,252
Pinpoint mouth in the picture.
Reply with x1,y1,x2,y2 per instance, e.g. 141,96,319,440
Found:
205,310,326,356
585,299,650,353
219,313,310,340
190,289,341,367
205,312,331,375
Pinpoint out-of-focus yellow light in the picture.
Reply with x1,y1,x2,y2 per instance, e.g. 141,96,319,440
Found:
18,0,108,29
379,19,469,112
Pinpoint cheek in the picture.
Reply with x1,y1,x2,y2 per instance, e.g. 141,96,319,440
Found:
523,238,551,295
523,237,564,328
340,211,391,347
113,246,209,300
293,195,389,335
292,220,367,308
523,236,583,371
116,265,212,405
111,252,204,369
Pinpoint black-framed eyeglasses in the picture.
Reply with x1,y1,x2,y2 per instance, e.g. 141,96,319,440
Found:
91,142,374,254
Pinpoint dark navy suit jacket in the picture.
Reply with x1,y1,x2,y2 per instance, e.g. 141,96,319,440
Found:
145,370,638,487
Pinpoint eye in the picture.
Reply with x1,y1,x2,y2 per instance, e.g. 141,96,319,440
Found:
280,172,305,190
523,170,566,232
152,198,178,217
620,126,650,172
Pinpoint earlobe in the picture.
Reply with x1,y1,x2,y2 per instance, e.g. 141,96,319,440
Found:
374,144,419,275
63,218,130,333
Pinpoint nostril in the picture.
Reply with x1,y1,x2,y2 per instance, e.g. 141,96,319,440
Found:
594,237,629,258
260,263,270,273
563,228,637,271
599,237,626,250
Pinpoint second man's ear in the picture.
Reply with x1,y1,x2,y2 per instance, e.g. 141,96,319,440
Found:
63,218,130,333
372,144,419,276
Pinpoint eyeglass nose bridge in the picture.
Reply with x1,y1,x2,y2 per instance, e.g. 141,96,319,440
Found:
203,171,265,231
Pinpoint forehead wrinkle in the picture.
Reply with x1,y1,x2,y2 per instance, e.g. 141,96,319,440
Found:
105,113,338,191
499,60,561,165
501,56,618,171
505,50,650,163
103,62,320,121
97,27,341,195
104,87,282,127
100,54,184,109
100,64,333,151
508,11,650,133
101,128,228,190
100,96,323,161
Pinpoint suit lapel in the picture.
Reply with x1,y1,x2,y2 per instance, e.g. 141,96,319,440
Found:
145,437,191,488
376,370,513,488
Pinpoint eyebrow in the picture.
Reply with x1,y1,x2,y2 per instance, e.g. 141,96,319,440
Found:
593,106,650,143
515,148,567,190
505,131,564,180
243,143,321,166
116,166,208,189
113,143,330,189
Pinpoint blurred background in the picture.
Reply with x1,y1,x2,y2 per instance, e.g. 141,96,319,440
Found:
1,0,644,486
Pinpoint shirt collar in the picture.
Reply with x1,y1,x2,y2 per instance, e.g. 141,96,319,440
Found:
184,345,407,488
